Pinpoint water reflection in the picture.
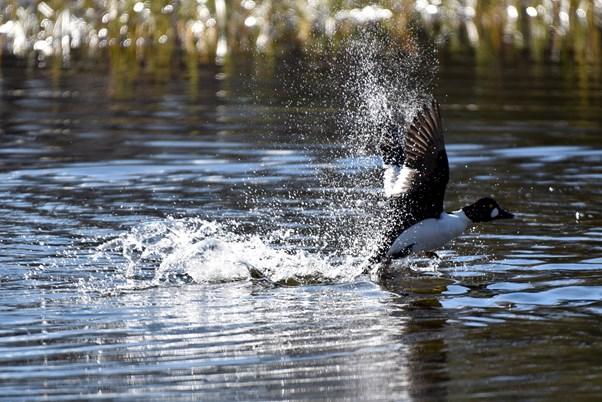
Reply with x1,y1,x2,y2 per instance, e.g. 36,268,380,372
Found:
0,276,461,400
1,53,602,399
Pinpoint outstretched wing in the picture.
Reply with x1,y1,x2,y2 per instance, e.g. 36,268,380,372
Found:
369,100,449,263
380,100,447,202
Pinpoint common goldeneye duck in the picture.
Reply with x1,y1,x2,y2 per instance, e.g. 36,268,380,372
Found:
368,100,514,264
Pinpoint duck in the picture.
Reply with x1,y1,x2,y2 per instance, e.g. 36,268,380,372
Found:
368,99,513,265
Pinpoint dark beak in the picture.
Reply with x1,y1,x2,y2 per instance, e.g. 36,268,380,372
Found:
497,208,514,219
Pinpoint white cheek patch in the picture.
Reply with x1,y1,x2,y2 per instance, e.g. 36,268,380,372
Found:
490,208,499,218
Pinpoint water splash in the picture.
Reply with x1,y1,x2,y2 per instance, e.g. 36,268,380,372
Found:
310,28,439,258
87,32,439,288
339,28,438,153
97,217,366,286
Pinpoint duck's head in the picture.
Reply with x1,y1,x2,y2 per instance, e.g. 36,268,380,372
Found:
462,197,514,223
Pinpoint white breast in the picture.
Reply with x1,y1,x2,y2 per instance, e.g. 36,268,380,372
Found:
387,211,471,257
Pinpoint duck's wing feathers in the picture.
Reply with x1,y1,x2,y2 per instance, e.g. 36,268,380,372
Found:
379,100,448,210
369,100,449,263
404,100,446,178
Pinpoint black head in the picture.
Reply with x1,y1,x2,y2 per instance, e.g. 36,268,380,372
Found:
462,197,514,223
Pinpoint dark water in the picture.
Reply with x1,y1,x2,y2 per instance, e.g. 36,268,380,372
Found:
1,58,602,401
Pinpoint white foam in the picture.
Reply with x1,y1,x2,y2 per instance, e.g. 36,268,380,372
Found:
97,217,366,286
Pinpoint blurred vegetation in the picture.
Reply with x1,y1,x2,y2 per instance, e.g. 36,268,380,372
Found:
0,0,600,74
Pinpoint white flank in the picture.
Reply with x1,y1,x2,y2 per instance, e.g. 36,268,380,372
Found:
383,164,417,197
387,210,471,257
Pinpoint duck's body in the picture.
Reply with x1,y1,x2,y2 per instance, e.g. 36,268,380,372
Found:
369,100,513,264
387,210,470,257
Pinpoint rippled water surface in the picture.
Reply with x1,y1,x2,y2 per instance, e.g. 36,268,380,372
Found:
1,58,602,400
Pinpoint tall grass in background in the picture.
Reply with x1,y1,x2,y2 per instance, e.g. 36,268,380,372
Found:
1,1,600,75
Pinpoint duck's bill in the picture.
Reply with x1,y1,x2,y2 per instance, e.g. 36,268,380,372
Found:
497,209,514,219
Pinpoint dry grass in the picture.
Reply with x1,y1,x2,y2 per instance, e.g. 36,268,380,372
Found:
0,0,600,71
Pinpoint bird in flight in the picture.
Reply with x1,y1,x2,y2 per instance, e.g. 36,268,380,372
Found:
368,100,513,265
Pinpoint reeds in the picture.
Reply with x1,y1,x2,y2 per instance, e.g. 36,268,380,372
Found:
0,0,600,70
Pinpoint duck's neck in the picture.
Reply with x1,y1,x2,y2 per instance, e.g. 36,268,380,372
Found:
450,209,473,226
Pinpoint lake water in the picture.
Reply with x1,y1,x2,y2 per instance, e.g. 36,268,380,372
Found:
1,56,602,400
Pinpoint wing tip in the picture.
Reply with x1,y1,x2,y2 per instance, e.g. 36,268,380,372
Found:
377,98,444,170
411,97,443,137
402,97,445,166
423,98,441,124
